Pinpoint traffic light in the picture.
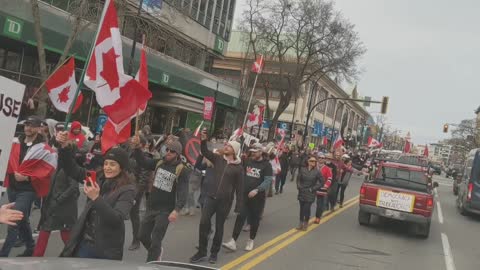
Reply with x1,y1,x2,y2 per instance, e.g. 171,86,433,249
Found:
443,124,449,133
381,96,389,114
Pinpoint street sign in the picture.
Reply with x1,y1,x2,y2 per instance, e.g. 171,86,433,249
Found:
364,96,372,107
0,75,25,185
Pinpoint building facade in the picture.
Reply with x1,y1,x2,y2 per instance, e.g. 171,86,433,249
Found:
429,143,452,165
212,31,371,146
0,0,241,137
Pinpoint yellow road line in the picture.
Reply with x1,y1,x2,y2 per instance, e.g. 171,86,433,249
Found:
221,195,359,270
238,197,359,270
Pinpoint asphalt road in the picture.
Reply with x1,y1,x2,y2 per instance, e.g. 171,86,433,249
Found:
1,173,479,270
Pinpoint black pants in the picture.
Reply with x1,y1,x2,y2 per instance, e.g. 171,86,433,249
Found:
275,174,287,192
232,193,265,240
130,186,146,242
328,182,338,210
299,201,312,222
138,210,170,262
315,195,326,218
336,184,348,205
198,196,229,256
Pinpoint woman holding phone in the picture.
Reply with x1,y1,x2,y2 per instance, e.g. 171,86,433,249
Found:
55,131,135,260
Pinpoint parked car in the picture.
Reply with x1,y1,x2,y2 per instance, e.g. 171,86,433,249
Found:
358,160,438,238
456,148,480,216
0,258,218,270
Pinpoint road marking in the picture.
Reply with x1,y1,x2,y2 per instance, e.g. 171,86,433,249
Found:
441,233,456,270
238,198,359,270
436,202,444,224
221,196,359,270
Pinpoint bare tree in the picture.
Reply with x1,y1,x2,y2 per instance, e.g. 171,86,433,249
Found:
240,0,365,140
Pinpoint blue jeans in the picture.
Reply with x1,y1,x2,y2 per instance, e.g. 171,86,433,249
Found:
75,241,101,259
0,188,37,257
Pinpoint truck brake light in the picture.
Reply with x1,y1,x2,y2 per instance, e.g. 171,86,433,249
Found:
360,186,366,199
467,182,473,202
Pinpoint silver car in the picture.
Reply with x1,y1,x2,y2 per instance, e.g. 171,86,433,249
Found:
0,258,218,270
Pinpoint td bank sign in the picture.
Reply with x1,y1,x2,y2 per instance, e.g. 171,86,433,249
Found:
3,16,24,40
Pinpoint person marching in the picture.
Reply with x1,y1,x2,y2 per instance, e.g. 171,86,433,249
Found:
314,153,333,224
190,129,244,264
275,147,290,194
223,143,273,252
55,131,136,260
296,155,323,231
33,129,80,257
131,137,189,262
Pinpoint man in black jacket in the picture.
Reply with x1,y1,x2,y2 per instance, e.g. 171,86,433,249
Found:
190,130,244,265
132,139,189,262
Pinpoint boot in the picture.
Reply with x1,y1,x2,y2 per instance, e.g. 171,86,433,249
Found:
302,221,308,231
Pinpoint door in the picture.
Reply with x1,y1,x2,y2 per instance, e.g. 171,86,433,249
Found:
470,151,480,209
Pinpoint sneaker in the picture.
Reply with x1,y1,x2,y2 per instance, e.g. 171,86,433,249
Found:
242,224,250,232
245,239,254,251
188,208,196,216
209,253,218,264
314,218,321,224
302,222,308,231
296,222,304,230
190,252,207,263
222,238,237,251
128,240,140,251
180,208,189,216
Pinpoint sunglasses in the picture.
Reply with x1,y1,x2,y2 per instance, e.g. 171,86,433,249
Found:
308,160,317,163
165,148,177,154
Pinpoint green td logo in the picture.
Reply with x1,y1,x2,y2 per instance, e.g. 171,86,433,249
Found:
3,16,23,39
161,73,169,85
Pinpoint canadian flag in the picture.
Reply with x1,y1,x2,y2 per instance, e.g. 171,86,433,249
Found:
246,105,265,128
229,127,244,141
251,55,264,73
6,139,57,197
276,128,287,150
83,0,151,125
403,132,412,153
44,57,83,113
333,134,344,150
367,136,383,148
423,144,429,157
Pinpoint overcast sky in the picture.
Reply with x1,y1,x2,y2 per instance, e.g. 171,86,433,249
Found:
233,0,480,145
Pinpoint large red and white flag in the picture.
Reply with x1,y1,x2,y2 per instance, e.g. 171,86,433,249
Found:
403,132,412,153
246,105,265,128
333,134,344,150
44,57,83,113
251,55,264,73
101,119,131,154
367,136,383,148
276,128,287,150
229,127,244,141
6,139,57,197
83,0,151,125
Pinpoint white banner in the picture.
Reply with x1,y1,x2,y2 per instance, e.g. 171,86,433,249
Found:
376,189,415,212
0,76,26,189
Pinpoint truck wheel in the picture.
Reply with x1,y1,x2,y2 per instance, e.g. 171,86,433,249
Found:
358,209,371,226
417,222,430,238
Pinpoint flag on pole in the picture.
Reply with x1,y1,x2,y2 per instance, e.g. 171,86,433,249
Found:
423,144,429,157
229,127,244,141
83,0,151,125
45,57,83,113
251,55,264,73
367,136,383,148
101,119,131,154
276,128,287,150
194,121,204,137
403,132,412,153
246,105,265,128
333,134,344,150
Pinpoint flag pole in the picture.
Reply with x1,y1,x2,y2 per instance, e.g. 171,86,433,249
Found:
241,56,262,128
64,0,111,129
134,34,146,136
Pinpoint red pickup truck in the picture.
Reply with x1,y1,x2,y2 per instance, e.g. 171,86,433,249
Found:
358,160,438,238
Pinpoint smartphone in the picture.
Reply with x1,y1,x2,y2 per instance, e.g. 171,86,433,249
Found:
86,171,97,186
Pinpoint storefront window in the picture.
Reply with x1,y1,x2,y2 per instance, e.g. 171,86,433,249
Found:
5,50,21,72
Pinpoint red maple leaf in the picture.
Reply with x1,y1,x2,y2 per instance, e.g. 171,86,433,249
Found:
57,86,70,103
99,48,120,90
248,113,256,122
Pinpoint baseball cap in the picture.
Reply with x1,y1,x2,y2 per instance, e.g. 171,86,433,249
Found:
24,116,43,127
249,143,263,152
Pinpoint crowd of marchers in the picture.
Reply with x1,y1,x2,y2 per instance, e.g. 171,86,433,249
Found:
0,115,367,265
